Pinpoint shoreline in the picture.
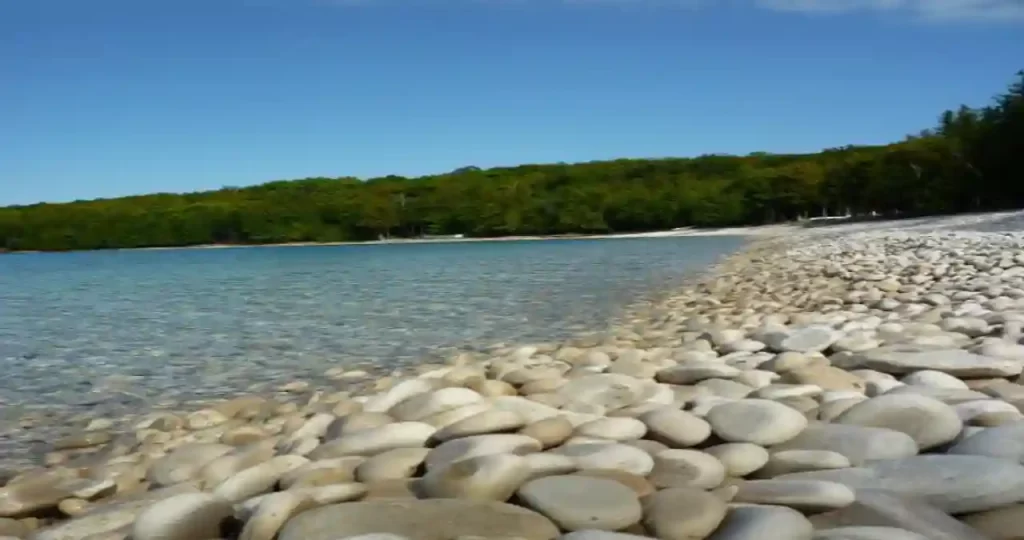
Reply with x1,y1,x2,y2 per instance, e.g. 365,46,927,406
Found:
130,224,792,251
1,224,793,255
6,211,1024,539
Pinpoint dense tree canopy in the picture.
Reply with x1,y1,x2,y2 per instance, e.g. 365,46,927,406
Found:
2,70,1022,252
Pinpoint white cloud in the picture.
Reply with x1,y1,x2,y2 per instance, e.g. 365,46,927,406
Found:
754,0,1024,21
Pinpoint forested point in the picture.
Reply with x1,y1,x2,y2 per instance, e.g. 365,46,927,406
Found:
2,71,1022,252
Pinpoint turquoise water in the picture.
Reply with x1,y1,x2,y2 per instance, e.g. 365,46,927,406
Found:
0,236,742,443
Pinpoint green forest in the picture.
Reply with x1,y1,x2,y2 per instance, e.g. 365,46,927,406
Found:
2,70,1022,252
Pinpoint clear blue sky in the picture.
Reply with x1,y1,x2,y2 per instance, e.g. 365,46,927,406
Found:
2,0,1022,206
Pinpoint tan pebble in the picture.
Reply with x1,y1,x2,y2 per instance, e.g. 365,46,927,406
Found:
199,440,278,489
213,455,309,503
572,469,654,497
418,403,490,430
710,481,740,501
279,457,363,489
136,429,173,445
19,517,40,531
325,367,347,379
469,379,518,397
239,491,317,540
135,413,184,431
0,517,28,537
519,417,573,449
524,393,567,408
774,396,820,419
331,400,364,416
211,395,267,419
418,454,531,501
283,437,321,456
442,367,485,387
57,497,90,517
281,415,308,435
783,364,866,392
642,487,728,540
355,448,430,483
185,409,229,430
221,426,269,446
131,493,233,540
325,412,394,439
286,483,368,505
54,431,113,451
362,478,417,499
517,378,568,395
276,402,300,415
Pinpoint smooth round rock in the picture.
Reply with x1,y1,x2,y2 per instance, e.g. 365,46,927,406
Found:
148,443,234,486
756,450,851,478
430,410,526,443
770,423,919,466
517,475,642,531
418,453,531,501
560,532,657,540
733,480,856,513
426,434,542,470
833,346,1022,378
239,491,316,540
523,452,579,480
556,374,647,411
326,412,395,439
642,487,728,540
520,417,575,449
572,469,654,498
648,449,726,489
960,503,1024,540
773,326,841,353
312,422,436,458
704,443,770,477
186,409,229,430
279,456,362,489
132,493,233,540
776,454,1024,514
638,408,712,448
833,393,962,450
707,399,809,446
337,535,411,540
355,448,429,482
213,455,309,503
574,417,647,441
811,527,930,540
901,370,969,390
420,403,493,431
656,363,743,385
708,504,813,540
551,443,654,476
948,420,1024,462
279,499,559,540
389,388,484,422
284,483,368,505
54,431,112,450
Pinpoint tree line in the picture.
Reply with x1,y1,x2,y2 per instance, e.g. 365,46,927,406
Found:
1,70,1021,252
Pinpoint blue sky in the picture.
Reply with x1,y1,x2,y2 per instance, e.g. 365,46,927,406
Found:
2,0,1022,205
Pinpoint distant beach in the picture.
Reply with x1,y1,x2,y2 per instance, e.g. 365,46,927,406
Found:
119,225,793,253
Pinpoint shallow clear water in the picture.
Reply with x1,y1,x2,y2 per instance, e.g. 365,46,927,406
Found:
0,236,742,454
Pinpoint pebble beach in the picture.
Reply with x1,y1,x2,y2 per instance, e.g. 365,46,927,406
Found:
6,211,1024,540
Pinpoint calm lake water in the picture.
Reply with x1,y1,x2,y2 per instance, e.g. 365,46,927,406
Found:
0,236,742,458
